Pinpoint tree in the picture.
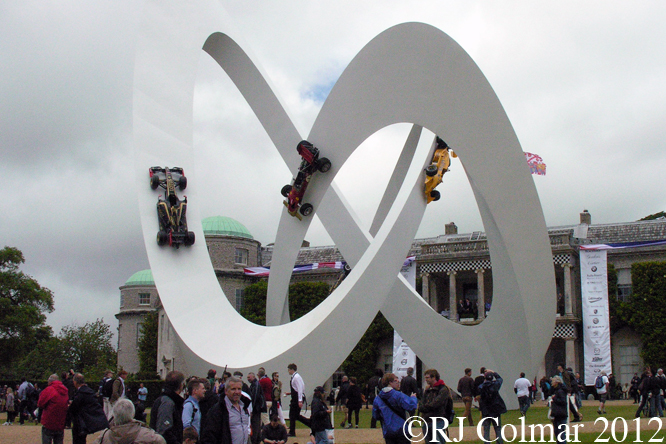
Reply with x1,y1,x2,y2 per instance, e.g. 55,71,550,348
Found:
607,263,630,334
241,281,330,324
137,310,159,379
241,281,393,384
622,261,666,368
58,319,117,379
0,246,55,374
340,312,393,383
640,211,666,221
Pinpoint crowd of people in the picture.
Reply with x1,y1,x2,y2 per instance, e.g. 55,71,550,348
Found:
3,362,665,444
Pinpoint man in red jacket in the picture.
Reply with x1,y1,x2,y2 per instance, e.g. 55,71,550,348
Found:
38,374,70,444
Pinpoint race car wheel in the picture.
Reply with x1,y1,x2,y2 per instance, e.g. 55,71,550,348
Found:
317,158,332,173
150,175,160,190
185,231,195,246
157,230,168,246
178,176,187,190
300,203,314,217
281,184,292,197
425,165,438,177
430,190,441,201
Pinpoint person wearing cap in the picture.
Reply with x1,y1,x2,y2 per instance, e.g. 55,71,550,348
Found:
477,370,507,444
310,386,332,444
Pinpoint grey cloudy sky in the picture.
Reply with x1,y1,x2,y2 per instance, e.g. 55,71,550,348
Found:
2,1,665,339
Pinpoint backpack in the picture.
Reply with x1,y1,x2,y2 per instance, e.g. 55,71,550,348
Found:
444,395,455,424
102,378,115,398
595,376,604,389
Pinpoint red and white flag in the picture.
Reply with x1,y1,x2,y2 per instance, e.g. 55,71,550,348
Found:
524,152,546,176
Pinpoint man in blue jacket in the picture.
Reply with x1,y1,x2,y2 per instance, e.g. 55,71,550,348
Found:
372,373,417,444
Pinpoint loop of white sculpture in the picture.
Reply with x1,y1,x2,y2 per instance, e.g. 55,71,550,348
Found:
134,0,555,405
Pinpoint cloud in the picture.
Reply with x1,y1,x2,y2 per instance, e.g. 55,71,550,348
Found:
2,0,666,339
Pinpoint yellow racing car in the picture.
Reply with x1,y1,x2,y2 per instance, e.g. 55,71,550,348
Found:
424,137,456,203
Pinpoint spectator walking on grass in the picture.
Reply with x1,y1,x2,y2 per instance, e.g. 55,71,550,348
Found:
38,374,70,444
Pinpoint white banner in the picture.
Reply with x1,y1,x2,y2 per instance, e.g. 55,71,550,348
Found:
393,330,416,379
580,249,612,385
393,258,417,379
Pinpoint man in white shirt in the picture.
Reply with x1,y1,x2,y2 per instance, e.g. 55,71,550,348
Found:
285,363,309,437
514,373,532,416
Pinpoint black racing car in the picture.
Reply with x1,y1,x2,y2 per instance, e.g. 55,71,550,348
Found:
149,166,195,248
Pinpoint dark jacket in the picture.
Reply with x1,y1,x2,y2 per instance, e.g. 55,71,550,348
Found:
549,385,568,419
310,396,332,434
345,385,363,410
150,389,184,444
418,380,452,421
473,375,486,397
478,373,507,418
199,389,218,434
639,375,659,396
201,395,251,444
261,422,288,443
400,375,418,397
457,376,475,398
69,384,109,435
336,381,349,403
249,380,266,414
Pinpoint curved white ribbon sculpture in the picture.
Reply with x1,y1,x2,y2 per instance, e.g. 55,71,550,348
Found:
134,0,555,406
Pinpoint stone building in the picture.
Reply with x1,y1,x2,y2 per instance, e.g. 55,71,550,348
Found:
117,212,666,386
116,269,159,373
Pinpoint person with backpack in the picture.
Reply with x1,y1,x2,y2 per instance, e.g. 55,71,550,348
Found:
100,371,115,420
595,371,609,415
372,373,417,444
564,367,582,422
69,373,109,444
150,370,185,444
182,379,205,434
17,377,35,425
478,370,507,444
418,369,453,443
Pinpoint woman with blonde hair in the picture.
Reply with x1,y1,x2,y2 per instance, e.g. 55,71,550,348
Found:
3,388,16,425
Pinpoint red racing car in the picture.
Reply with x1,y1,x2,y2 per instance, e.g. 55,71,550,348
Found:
281,140,331,220
149,166,195,248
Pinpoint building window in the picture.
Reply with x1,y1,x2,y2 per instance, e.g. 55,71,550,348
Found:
137,323,143,347
617,285,632,302
235,289,245,312
332,371,345,388
383,353,393,373
139,293,151,306
235,248,249,265
120,294,124,308
117,324,122,350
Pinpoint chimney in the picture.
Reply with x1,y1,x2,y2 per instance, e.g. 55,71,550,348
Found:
580,210,591,225
445,222,458,235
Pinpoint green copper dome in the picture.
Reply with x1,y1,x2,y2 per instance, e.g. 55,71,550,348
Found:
125,269,154,286
202,216,253,239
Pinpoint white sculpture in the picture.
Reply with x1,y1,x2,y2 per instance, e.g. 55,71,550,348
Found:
134,0,555,408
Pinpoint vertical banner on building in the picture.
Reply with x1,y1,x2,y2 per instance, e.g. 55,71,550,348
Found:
580,248,612,385
393,257,417,379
